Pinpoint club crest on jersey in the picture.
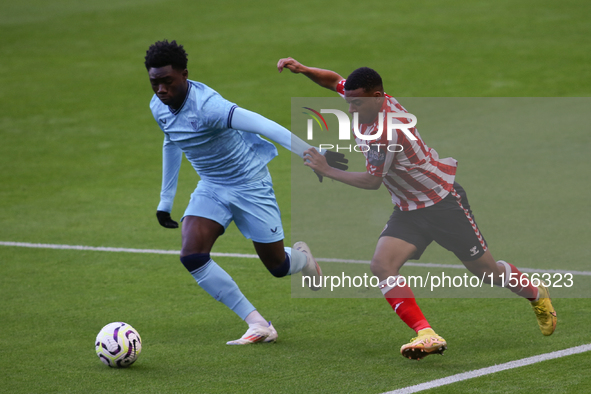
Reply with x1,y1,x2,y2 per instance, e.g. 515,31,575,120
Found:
367,144,386,167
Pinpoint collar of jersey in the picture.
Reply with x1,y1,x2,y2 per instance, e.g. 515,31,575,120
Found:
168,82,192,115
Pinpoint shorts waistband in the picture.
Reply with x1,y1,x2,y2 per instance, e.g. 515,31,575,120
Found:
199,166,269,186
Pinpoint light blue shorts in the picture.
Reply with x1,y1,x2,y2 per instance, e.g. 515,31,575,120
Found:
182,168,284,243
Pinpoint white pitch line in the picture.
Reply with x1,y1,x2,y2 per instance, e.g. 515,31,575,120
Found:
1,241,590,276
384,343,591,394
0,241,257,259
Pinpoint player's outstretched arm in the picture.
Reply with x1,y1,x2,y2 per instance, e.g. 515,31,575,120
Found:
303,148,381,190
277,57,344,92
230,107,348,181
231,107,310,157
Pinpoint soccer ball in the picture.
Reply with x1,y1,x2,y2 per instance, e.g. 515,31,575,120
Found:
95,322,142,368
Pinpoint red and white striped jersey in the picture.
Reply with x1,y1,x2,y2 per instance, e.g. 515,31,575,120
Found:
336,80,457,211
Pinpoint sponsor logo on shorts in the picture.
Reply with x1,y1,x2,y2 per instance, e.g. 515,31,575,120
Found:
271,227,278,234
469,246,479,257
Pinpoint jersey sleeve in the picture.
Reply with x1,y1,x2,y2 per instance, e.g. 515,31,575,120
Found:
336,79,346,98
201,92,238,130
157,133,182,213
229,107,313,158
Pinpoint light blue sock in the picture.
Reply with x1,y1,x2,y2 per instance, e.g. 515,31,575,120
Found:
190,259,255,320
286,247,308,275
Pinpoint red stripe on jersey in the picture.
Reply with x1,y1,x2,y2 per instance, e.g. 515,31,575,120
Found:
396,170,442,202
383,173,435,210
383,175,415,210
435,160,457,176
401,140,420,163
415,167,451,190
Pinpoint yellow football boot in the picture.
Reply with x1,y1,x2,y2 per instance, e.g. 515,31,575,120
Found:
531,284,557,336
400,328,447,360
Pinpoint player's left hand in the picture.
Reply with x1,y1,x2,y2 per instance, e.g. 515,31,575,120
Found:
156,211,179,229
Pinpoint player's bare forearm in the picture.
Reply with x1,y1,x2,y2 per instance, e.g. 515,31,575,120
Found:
303,148,381,190
277,57,344,92
302,67,343,92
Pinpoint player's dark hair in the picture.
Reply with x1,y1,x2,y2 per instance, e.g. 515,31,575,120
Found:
344,67,383,92
144,40,188,71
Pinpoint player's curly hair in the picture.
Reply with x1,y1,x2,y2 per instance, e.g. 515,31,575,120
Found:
144,40,188,71
344,67,383,93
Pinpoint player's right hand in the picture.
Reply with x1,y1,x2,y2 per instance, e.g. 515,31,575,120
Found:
277,57,306,74
156,211,179,229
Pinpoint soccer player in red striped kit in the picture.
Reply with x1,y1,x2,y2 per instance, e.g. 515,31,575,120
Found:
277,57,557,360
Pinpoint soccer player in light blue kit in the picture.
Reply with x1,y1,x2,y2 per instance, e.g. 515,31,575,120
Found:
144,40,347,344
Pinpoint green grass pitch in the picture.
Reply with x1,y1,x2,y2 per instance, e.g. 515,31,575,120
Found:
1,0,590,393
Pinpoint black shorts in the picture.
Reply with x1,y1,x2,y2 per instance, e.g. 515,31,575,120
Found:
379,183,488,261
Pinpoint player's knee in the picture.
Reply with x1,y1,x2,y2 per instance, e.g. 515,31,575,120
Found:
370,258,385,277
180,253,211,274
370,257,401,278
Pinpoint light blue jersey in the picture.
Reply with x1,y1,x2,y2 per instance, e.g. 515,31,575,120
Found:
150,80,279,212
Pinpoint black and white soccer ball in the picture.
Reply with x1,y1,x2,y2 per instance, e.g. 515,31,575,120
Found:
95,322,142,368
